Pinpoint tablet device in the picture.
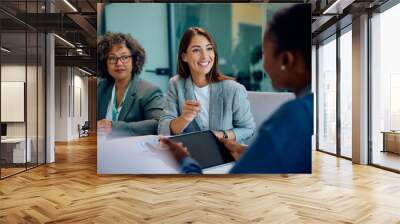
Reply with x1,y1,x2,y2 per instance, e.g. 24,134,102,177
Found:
169,130,234,169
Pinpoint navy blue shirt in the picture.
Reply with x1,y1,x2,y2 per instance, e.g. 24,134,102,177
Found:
180,90,314,174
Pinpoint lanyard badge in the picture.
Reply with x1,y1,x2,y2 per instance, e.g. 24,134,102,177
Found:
112,94,118,122
111,82,130,122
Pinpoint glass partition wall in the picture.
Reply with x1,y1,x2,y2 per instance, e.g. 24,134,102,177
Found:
316,0,400,172
0,31,27,177
0,1,46,179
316,25,353,159
317,35,337,155
339,26,352,159
370,2,400,171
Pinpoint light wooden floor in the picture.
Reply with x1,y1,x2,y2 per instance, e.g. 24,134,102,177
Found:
1,135,400,223
1,167,26,178
1,163,46,178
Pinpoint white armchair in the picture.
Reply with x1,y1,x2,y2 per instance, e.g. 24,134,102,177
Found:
247,91,295,131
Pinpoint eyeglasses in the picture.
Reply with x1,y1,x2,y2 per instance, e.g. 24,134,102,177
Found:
107,55,132,64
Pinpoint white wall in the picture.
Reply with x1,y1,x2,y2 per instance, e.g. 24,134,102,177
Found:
72,72,89,138
1,65,26,81
1,65,39,138
55,66,69,141
1,65,26,140
54,67,89,141
1,66,25,128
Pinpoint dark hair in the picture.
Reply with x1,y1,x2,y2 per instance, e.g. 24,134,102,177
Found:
177,27,233,82
97,32,146,81
265,4,311,73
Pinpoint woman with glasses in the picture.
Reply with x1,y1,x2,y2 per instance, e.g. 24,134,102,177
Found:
97,32,164,136
158,27,255,143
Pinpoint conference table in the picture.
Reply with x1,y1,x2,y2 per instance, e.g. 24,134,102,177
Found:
97,134,233,174
381,131,400,154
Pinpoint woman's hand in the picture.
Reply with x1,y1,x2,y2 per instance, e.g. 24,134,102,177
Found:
181,100,201,122
213,130,236,141
212,131,224,140
159,137,190,162
219,138,247,161
97,119,112,135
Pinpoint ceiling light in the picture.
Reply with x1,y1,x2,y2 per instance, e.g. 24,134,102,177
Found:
76,48,85,55
322,0,355,15
1,47,11,53
78,67,93,76
323,0,341,14
54,34,75,48
63,0,78,12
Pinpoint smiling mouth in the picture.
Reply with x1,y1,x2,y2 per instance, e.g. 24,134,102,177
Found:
198,61,211,67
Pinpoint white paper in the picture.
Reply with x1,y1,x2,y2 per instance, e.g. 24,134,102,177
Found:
97,135,179,174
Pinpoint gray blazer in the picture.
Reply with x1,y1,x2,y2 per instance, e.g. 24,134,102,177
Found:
97,76,164,135
158,75,255,143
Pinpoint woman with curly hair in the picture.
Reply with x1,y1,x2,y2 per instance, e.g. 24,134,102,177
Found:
97,32,164,136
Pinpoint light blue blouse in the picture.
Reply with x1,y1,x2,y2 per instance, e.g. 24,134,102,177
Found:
158,75,255,143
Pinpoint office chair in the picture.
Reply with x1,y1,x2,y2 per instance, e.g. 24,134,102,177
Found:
78,121,90,138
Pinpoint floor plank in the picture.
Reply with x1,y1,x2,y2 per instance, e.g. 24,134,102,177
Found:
1,135,400,223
